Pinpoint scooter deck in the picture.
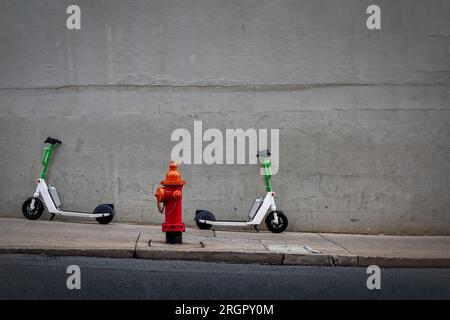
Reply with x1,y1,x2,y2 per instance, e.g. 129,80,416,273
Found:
199,220,250,227
53,210,112,218
61,210,91,213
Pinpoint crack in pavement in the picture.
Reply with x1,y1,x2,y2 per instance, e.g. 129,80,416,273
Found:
259,239,270,252
133,233,141,257
318,233,352,254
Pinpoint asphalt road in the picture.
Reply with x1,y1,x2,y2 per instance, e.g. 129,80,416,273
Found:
0,254,449,299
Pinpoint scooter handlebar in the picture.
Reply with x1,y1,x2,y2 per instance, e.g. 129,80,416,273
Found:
44,137,62,145
257,150,271,157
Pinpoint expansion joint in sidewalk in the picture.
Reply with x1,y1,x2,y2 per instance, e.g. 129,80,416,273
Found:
259,239,270,252
318,233,352,253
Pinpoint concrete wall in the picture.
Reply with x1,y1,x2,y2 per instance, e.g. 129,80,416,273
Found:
0,0,449,234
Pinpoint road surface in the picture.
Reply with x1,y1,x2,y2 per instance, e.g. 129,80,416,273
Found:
0,254,449,299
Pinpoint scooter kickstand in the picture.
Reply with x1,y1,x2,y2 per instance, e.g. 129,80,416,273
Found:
253,225,260,233
49,214,55,221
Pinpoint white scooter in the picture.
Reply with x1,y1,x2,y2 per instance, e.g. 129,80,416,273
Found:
22,137,115,224
194,150,288,233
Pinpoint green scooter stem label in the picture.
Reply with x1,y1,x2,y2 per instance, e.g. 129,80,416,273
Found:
40,144,55,179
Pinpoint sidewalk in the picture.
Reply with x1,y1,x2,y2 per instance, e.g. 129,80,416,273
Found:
0,217,449,267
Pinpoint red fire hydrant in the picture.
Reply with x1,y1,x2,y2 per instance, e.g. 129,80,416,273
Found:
155,161,186,244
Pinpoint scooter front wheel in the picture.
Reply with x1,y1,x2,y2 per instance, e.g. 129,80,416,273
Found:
22,197,44,220
265,211,288,233
195,210,215,230
94,204,114,225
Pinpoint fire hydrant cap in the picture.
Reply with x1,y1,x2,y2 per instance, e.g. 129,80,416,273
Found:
155,186,165,202
161,161,186,185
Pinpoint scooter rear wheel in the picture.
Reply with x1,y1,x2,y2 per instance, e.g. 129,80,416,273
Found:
22,197,44,220
94,204,114,225
265,211,288,233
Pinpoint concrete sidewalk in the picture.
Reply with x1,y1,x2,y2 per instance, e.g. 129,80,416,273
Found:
0,217,449,267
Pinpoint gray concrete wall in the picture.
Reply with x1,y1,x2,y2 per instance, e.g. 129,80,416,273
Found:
0,0,449,234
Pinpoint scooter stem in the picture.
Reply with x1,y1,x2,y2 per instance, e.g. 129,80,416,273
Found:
262,159,272,192
40,143,55,179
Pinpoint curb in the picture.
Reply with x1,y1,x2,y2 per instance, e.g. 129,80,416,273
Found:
2,247,449,268
357,256,450,268
137,249,284,264
0,248,135,259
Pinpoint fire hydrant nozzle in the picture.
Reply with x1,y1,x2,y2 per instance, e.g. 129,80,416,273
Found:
155,161,186,244
172,190,182,200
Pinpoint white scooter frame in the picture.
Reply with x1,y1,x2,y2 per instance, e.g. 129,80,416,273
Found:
194,150,288,233
197,192,279,228
23,137,114,224
30,179,111,219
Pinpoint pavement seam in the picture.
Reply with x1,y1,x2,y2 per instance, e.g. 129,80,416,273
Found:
318,233,352,253
259,239,270,252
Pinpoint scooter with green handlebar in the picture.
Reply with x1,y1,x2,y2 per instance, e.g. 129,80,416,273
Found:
194,150,288,233
22,137,115,224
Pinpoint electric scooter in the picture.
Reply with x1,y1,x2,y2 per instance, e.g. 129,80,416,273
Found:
194,150,288,233
22,137,115,224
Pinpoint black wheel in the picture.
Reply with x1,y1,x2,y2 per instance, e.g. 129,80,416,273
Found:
22,197,44,220
265,211,288,233
94,204,114,225
195,210,215,230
